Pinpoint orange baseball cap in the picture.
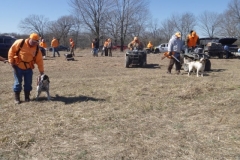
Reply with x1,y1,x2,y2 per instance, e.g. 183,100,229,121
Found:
29,33,40,41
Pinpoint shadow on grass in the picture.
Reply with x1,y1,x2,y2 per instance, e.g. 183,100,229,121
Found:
129,63,160,69
210,69,226,72
50,94,105,104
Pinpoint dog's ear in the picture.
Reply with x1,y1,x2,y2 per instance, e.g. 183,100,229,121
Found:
43,75,48,80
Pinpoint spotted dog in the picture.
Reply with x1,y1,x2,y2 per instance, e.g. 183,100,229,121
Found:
36,74,51,100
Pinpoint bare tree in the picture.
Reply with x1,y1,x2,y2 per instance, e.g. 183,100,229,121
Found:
47,16,75,46
69,0,114,42
18,15,49,38
198,11,221,38
112,0,149,51
171,12,196,40
160,19,175,42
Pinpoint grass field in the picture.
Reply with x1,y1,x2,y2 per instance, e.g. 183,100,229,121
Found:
0,49,240,159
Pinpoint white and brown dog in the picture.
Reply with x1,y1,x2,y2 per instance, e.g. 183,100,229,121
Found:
36,74,51,100
187,57,206,77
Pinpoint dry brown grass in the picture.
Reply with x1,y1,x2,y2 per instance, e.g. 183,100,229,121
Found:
0,49,240,159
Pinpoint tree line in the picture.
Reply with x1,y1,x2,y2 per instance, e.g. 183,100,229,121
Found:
1,0,240,50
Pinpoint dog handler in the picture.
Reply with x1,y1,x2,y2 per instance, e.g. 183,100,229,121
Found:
167,32,182,74
8,33,44,104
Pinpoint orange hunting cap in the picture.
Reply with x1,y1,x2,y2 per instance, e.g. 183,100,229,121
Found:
175,32,181,38
29,33,40,41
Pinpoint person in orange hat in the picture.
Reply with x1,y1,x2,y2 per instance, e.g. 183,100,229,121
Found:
8,33,44,104
128,36,143,50
107,38,112,57
39,39,47,59
69,38,75,56
185,30,199,53
51,37,60,57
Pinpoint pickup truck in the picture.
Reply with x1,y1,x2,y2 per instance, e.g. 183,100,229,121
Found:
154,43,168,53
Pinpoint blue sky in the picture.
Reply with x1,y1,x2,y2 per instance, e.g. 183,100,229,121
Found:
0,0,231,34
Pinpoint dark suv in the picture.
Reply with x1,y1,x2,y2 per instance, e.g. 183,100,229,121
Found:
0,35,16,59
198,37,238,58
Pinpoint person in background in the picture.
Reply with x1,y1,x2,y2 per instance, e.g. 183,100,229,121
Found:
147,41,154,53
51,37,60,57
8,33,44,104
128,36,144,50
185,30,199,53
224,45,231,59
102,39,109,56
167,32,182,74
92,38,99,57
69,38,75,56
39,39,47,59
107,38,112,57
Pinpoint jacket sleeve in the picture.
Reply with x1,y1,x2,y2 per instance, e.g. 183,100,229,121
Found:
8,39,22,64
35,48,44,73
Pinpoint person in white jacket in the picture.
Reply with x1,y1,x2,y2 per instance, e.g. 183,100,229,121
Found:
167,32,182,74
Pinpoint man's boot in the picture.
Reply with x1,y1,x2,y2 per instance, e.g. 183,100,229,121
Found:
24,91,30,102
14,92,21,104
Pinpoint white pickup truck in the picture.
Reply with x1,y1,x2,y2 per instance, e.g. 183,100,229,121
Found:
154,43,168,53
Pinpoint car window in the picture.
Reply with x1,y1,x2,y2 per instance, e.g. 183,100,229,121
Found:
0,38,3,43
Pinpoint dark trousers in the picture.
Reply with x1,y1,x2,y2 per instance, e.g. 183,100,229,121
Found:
168,57,181,72
105,48,108,56
108,48,112,56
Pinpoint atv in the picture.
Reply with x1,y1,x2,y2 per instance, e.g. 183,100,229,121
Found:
125,50,147,68
182,47,211,72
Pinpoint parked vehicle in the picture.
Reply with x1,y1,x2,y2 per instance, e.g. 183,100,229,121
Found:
49,45,70,52
154,43,168,53
198,37,238,59
182,49,211,72
0,35,16,58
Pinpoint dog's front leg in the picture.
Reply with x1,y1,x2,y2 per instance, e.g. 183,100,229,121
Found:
46,91,51,100
36,91,41,101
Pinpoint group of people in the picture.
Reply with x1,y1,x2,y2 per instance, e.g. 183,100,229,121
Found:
3,30,201,104
91,38,113,57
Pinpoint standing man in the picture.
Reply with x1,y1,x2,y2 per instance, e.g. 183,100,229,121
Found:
166,32,182,74
69,38,75,56
92,38,99,57
8,33,44,104
51,37,60,57
107,38,112,57
39,39,47,59
185,30,199,53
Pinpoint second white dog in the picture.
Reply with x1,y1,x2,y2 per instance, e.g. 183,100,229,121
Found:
187,58,206,77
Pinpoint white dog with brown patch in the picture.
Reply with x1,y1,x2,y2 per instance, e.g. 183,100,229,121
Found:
36,74,51,100
187,58,206,77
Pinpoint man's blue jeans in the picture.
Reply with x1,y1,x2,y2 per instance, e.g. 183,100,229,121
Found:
13,66,33,92
53,47,60,57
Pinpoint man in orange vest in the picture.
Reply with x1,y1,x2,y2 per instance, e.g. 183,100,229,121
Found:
8,33,44,104
51,37,60,57
69,38,75,56
185,30,199,53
